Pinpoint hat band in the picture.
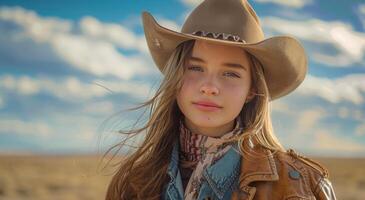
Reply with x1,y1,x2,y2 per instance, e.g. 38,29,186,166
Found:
191,30,246,43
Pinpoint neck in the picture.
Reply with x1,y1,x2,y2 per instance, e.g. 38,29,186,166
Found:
182,117,236,137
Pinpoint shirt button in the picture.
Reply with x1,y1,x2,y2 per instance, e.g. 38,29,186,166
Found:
289,170,301,179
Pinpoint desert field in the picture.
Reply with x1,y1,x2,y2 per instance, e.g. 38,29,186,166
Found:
0,155,363,200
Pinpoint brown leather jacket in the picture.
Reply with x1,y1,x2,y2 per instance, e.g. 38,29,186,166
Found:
231,137,337,200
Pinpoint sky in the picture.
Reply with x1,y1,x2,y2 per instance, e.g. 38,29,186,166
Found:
0,0,364,157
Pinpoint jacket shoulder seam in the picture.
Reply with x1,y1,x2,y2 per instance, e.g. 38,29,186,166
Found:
313,176,325,195
286,148,329,178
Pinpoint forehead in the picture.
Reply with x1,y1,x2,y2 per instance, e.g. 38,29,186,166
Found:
189,40,251,67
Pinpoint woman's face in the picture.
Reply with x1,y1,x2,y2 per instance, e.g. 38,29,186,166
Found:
176,40,254,137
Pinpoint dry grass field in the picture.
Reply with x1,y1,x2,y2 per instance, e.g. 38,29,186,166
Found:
0,155,363,200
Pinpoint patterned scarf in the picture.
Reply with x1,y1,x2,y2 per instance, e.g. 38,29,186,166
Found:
179,116,243,200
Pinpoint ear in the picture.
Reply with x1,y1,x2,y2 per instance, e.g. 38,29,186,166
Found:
245,88,256,103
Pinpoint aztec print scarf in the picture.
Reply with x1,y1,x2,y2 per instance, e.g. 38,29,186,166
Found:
179,116,243,200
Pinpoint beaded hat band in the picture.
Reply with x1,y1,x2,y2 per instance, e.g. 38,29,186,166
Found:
191,30,246,43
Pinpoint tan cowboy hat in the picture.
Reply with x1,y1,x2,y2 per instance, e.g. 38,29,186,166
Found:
141,0,308,101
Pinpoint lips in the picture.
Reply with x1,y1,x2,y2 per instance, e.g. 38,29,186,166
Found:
193,100,222,108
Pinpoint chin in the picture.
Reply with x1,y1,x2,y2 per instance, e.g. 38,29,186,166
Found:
192,116,221,127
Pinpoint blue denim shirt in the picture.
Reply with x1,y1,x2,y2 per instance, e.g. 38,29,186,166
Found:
161,139,242,200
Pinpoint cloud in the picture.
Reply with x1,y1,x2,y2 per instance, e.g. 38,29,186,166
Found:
0,6,153,80
0,119,52,137
0,95,4,109
0,6,71,43
313,130,365,155
261,17,365,67
79,16,148,53
180,0,313,9
355,123,365,136
36,109,137,153
0,115,104,153
254,0,313,8
358,4,365,30
157,18,182,32
337,106,350,119
0,74,107,101
93,79,157,100
297,74,365,105
81,100,115,115
0,74,155,102
336,106,363,121
0,75,40,96
50,33,149,80
271,100,291,113
68,124,97,142
297,108,327,134
353,110,363,121
276,105,365,156
180,0,203,7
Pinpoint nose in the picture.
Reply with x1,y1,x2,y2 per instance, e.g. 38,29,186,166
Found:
200,82,219,95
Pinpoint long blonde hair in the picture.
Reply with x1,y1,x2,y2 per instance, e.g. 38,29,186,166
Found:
103,39,284,200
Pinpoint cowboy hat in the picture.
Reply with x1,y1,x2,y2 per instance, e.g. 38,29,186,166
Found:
141,0,308,101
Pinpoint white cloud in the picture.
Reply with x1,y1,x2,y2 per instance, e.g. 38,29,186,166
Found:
360,4,365,14
38,109,140,153
0,74,154,102
355,123,365,136
279,108,365,157
0,119,52,137
51,33,148,80
0,6,71,43
48,113,99,134
81,100,115,115
261,17,365,67
254,0,312,8
17,76,40,95
158,18,182,32
337,106,365,124
297,74,365,105
0,75,107,101
70,125,97,142
1,75,41,95
0,95,4,109
93,79,156,100
180,0,312,10
79,16,148,53
313,130,365,154
0,110,121,152
336,107,363,121
180,0,203,7
0,6,154,80
271,100,290,113
297,108,327,134
358,4,365,30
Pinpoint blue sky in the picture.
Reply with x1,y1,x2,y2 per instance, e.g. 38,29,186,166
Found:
0,0,364,157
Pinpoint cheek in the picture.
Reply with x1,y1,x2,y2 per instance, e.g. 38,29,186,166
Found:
223,84,250,107
177,76,194,104
179,76,197,95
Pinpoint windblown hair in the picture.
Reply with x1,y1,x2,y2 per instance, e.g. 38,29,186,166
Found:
104,39,284,200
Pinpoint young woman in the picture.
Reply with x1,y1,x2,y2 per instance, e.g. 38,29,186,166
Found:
104,0,337,199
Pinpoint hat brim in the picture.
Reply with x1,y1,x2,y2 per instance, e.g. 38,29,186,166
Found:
142,11,307,100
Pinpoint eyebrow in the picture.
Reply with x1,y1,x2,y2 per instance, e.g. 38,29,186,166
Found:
188,56,247,71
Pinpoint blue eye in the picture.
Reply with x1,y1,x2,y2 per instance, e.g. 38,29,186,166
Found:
187,65,240,78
